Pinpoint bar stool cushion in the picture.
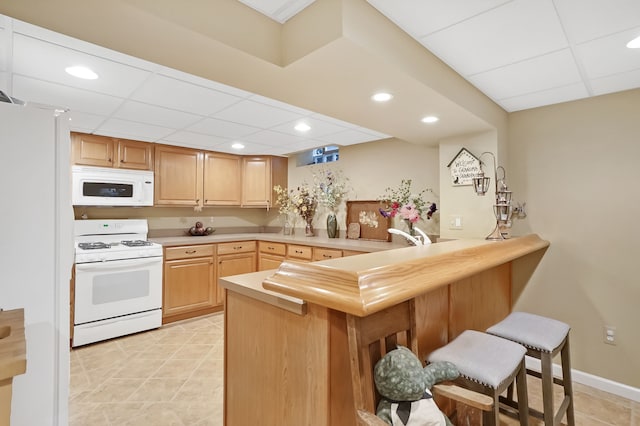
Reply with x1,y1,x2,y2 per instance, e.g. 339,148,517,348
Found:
427,330,526,389
486,312,570,353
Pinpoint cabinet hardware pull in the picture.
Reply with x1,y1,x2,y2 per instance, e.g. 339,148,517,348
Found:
185,250,196,254
323,254,332,258
295,250,303,254
234,246,242,250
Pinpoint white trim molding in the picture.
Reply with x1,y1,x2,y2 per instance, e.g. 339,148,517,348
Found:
525,356,640,403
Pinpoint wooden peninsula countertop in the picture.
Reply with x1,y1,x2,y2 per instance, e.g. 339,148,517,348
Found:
220,234,550,426
220,234,549,316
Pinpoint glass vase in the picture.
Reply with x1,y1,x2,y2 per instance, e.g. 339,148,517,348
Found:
305,216,314,237
404,219,416,237
326,210,338,238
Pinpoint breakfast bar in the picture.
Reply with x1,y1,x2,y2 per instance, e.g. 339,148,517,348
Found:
219,234,549,425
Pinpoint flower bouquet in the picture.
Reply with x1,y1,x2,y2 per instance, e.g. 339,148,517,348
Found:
378,179,437,236
312,168,350,238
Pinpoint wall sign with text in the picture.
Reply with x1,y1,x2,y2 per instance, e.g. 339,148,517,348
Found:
447,148,481,186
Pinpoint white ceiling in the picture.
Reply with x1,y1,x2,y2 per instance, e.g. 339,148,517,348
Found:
243,0,640,112
2,1,639,156
0,15,389,156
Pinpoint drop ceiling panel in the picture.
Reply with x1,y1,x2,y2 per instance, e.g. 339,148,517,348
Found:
499,82,588,112
187,117,260,139
468,49,582,100
590,69,640,96
555,0,640,44
112,101,203,129
212,99,304,128
69,111,106,133
367,0,510,38
161,130,231,148
131,74,244,116
13,75,123,114
577,29,640,79
270,116,347,138
420,0,568,76
243,129,306,146
95,118,174,142
12,34,151,98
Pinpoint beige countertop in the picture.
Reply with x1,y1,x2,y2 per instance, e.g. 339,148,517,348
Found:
150,232,407,252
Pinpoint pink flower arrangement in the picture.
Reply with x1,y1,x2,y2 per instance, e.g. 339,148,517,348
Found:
378,179,437,224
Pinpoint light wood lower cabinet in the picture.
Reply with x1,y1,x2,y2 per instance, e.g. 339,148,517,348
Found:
312,247,342,261
258,241,286,271
163,244,218,324
162,240,368,322
287,244,313,262
217,241,257,304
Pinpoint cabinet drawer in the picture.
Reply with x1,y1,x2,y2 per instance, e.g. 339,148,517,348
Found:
165,244,214,260
287,244,312,260
313,248,343,261
258,241,286,256
217,241,257,255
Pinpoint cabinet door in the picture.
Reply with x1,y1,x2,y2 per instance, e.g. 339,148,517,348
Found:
154,144,203,206
203,152,241,206
258,253,285,271
217,252,256,304
163,256,215,319
71,133,115,167
241,156,271,208
117,138,153,170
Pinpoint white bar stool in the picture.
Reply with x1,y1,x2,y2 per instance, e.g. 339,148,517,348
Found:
427,330,529,426
486,312,575,426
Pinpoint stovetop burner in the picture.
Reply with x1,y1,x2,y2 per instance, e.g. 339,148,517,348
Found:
78,242,111,250
120,240,153,247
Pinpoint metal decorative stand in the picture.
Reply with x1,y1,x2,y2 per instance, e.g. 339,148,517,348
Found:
472,152,513,241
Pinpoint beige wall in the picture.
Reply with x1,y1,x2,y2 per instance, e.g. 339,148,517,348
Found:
284,137,440,236
438,130,500,240
508,88,640,388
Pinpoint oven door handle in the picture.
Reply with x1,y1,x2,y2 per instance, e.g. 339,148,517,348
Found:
75,257,162,271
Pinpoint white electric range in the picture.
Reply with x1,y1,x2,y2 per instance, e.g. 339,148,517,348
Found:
73,219,163,347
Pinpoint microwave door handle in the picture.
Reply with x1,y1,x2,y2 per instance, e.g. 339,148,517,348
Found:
75,257,162,271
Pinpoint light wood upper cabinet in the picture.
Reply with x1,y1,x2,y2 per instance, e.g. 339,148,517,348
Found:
117,138,153,170
71,132,153,170
72,133,115,168
154,144,203,206
203,152,242,206
241,156,287,208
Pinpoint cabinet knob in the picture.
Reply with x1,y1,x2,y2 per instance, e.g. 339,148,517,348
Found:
185,250,196,254
323,254,332,258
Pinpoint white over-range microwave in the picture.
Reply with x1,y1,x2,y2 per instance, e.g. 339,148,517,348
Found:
72,165,154,206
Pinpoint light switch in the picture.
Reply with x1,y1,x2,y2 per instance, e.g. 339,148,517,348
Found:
449,215,463,230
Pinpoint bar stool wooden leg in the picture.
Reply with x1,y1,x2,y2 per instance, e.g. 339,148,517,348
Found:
516,359,529,426
562,338,576,426
541,351,555,425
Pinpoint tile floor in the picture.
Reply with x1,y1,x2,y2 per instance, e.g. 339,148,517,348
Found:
70,312,638,425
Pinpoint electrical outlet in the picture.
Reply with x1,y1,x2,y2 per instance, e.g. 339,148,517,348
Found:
603,325,616,345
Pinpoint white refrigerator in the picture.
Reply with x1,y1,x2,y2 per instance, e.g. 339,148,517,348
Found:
0,100,73,426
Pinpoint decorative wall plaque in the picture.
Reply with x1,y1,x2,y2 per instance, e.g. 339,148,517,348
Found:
447,148,481,186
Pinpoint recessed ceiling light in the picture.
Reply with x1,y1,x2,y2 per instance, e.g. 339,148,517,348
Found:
231,142,245,150
65,66,98,80
421,116,439,124
626,35,640,48
372,92,393,102
294,123,311,132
